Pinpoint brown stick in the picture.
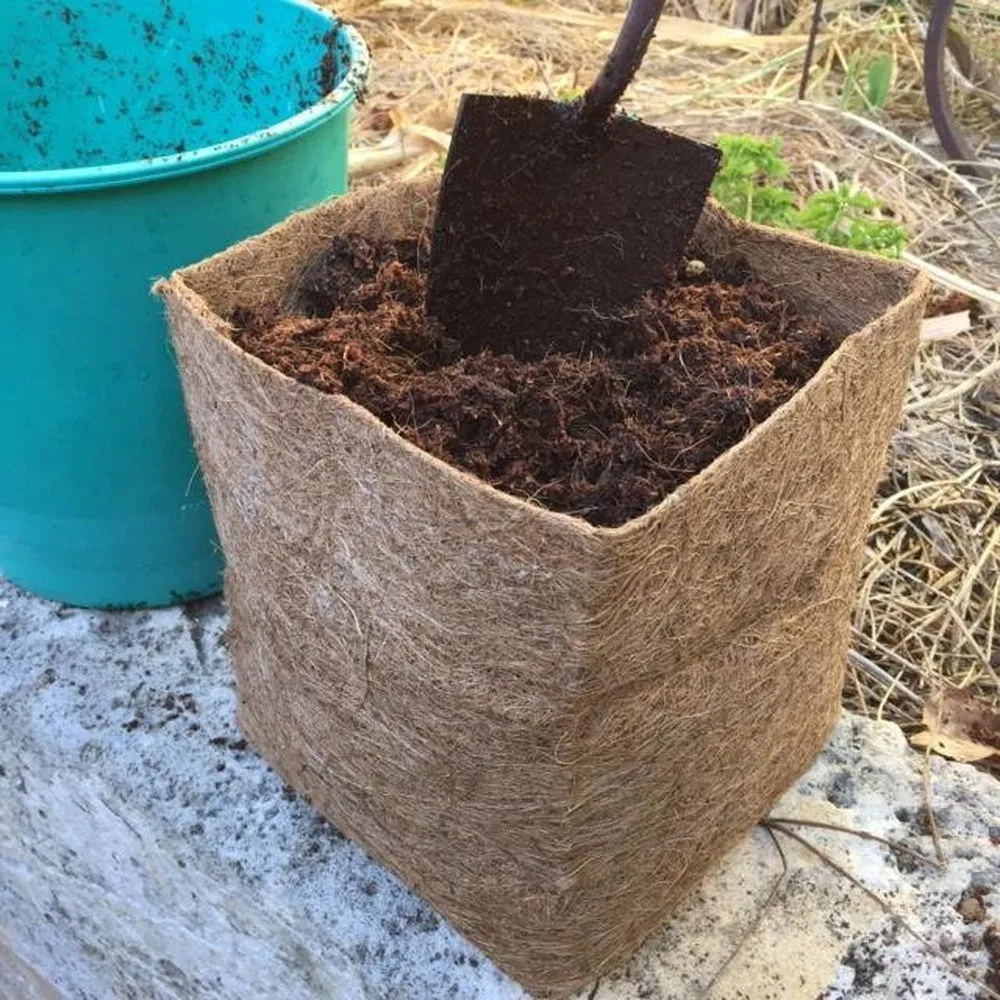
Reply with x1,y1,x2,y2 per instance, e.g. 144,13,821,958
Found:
763,822,1000,1000
797,0,825,100
580,0,669,125
766,815,944,869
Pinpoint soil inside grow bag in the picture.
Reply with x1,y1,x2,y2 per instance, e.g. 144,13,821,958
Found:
230,236,839,528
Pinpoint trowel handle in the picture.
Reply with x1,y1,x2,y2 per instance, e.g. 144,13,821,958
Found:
579,0,667,125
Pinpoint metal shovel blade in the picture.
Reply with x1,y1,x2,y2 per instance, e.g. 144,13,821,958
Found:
425,94,722,359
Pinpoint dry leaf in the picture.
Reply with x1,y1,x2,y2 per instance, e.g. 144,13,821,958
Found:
349,127,435,179
437,3,809,51
919,311,972,341
919,513,958,564
596,16,809,50
910,688,1000,768
399,150,441,183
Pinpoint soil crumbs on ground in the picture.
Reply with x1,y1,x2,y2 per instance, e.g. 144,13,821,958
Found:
230,235,838,528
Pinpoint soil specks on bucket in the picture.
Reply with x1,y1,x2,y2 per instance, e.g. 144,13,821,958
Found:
231,236,838,528
319,27,345,97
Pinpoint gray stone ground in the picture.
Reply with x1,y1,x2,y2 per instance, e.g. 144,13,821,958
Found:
1,576,998,1000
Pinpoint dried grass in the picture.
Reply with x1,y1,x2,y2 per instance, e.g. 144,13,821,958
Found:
329,0,1000,728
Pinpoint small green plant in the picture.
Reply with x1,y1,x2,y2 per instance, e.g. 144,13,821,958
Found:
865,53,895,110
710,133,907,259
839,51,895,112
794,183,908,257
710,135,797,226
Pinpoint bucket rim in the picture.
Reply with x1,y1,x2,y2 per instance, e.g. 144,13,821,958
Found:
0,6,369,196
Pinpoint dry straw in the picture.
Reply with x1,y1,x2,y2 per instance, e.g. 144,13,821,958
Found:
158,179,928,995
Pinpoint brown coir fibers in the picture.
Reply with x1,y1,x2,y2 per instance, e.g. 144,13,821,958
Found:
230,236,838,528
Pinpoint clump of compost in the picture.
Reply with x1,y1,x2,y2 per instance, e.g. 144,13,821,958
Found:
230,235,837,527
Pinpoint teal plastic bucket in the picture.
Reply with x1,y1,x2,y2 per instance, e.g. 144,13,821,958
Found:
0,0,369,608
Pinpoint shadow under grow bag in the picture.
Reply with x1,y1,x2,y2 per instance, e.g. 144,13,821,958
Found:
158,179,929,998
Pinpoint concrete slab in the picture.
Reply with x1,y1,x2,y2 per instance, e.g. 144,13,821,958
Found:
1,577,998,999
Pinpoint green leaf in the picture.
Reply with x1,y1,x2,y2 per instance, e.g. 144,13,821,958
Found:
866,53,894,109
712,134,794,223
749,186,798,227
709,133,907,257
794,183,907,258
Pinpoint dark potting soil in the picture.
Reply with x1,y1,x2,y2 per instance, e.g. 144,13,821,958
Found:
318,29,345,99
230,236,839,528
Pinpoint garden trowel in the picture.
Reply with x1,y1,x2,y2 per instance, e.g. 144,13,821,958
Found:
425,0,722,359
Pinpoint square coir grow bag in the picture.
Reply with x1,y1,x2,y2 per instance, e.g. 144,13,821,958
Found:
158,179,929,997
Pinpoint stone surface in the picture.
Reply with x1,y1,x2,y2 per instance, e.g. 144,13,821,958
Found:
1,577,998,1000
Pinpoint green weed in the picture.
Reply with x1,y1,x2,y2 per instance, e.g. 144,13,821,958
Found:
865,53,895,110
794,183,908,257
711,135,798,226
710,133,907,258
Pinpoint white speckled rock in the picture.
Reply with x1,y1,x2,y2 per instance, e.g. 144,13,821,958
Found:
1,578,998,1000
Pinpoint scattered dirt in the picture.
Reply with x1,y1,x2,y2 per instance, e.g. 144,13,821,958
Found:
924,290,979,319
985,922,1000,993
230,235,838,528
318,27,344,98
922,289,984,338
957,883,989,923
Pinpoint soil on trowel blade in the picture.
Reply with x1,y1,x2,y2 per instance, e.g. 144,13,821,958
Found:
230,235,838,528
425,96,721,359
